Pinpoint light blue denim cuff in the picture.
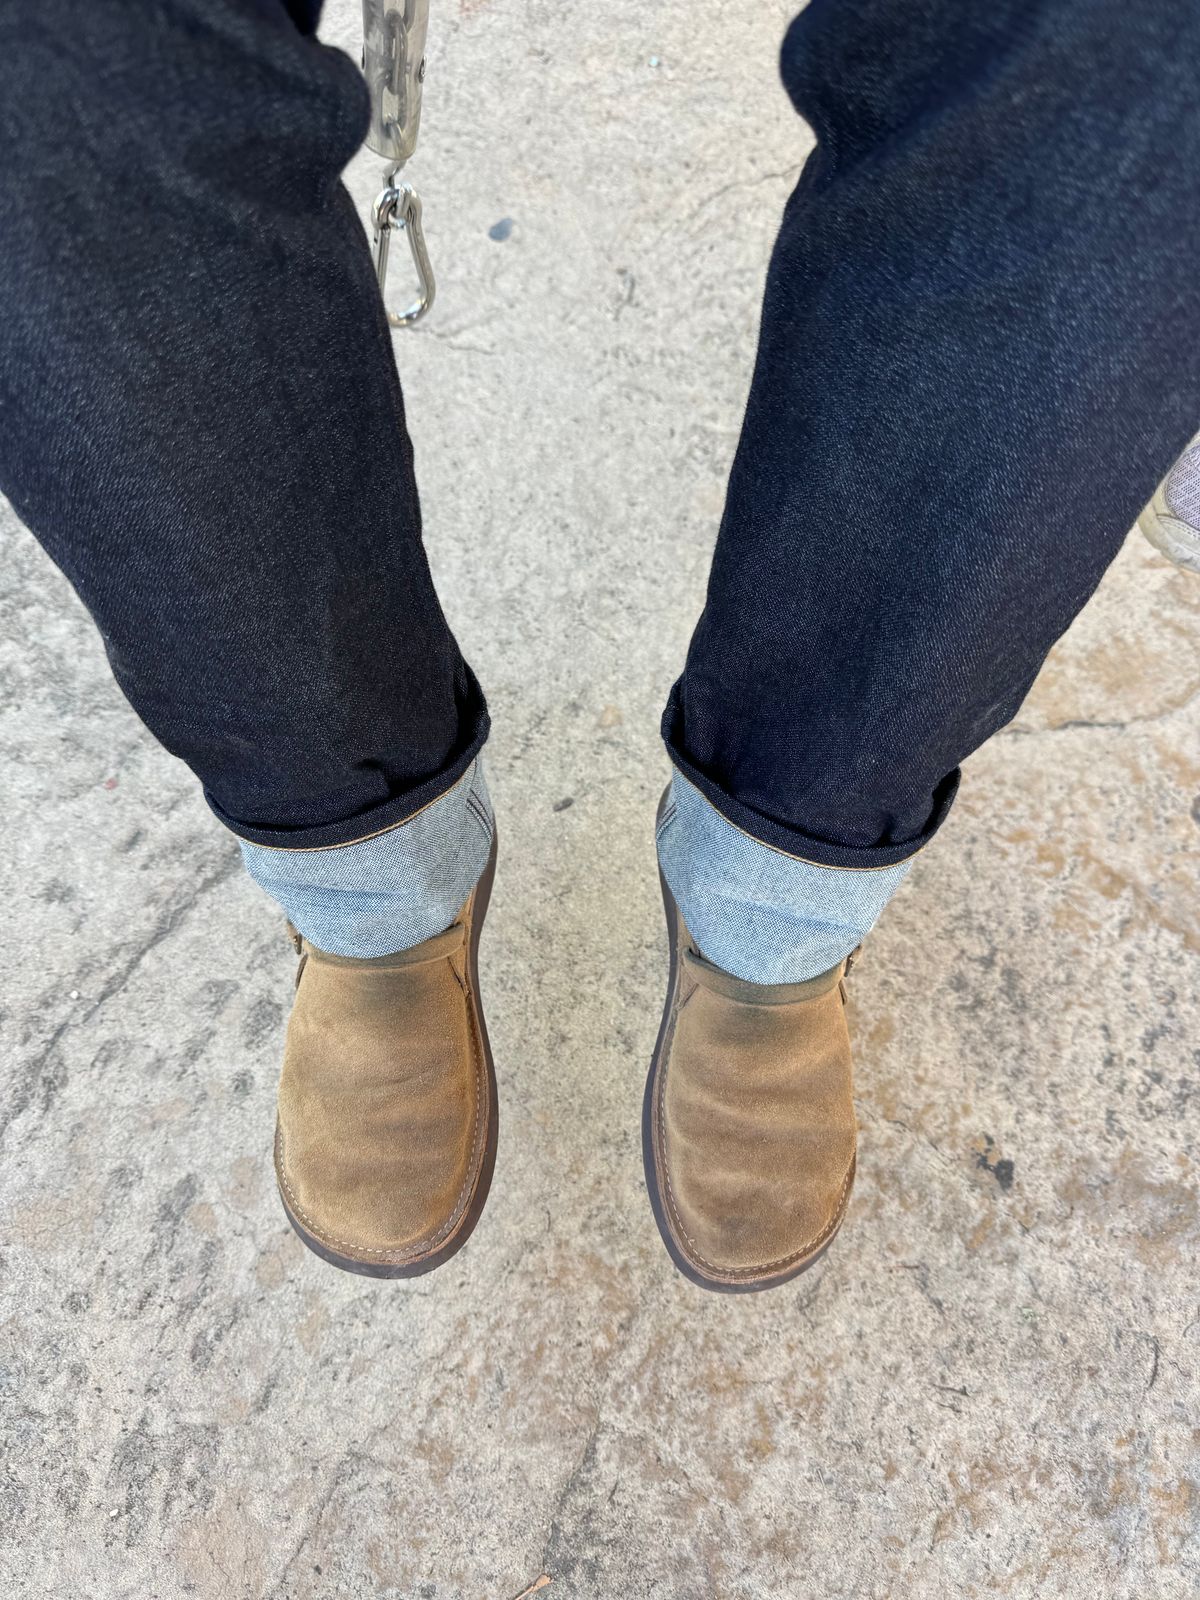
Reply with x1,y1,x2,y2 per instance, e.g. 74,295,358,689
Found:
656,769,914,984
238,758,494,957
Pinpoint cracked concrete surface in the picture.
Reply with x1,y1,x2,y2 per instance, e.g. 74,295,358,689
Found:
2,1,1199,1596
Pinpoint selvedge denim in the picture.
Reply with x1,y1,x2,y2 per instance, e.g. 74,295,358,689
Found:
238,759,494,958
657,770,913,984
3,2,1199,972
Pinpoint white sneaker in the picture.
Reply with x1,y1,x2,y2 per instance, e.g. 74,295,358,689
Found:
1139,434,1200,574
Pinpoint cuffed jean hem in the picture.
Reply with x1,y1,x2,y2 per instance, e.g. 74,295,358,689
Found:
205,695,490,851
236,757,494,958
656,767,916,985
660,683,958,870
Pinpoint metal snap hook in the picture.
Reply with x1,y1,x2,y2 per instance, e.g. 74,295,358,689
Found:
371,177,435,327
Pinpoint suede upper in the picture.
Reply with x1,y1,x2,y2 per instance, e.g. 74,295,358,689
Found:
275,912,488,1267
653,931,857,1285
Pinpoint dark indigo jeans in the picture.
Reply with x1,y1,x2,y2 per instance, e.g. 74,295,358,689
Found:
2,1,1198,864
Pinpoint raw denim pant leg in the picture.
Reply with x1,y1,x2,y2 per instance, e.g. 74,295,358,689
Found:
661,0,1200,980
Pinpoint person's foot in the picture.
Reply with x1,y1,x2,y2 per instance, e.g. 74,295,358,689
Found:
273,836,498,1277
1139,432,1200,574
643,867,857,1292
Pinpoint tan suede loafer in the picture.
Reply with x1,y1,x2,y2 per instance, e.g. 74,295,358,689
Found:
643,866,857,1293
274,836,498,1278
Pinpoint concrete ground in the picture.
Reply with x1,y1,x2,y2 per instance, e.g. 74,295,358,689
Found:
2,1,1199,1596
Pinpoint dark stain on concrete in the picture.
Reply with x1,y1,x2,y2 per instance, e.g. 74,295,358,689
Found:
975,1135,1015,1191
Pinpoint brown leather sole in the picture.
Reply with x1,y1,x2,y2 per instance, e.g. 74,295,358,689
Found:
276,830,500,1280
641,809,854,1293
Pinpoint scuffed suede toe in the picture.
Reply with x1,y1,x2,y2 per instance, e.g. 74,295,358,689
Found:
645,891,857,1292
274,841,497,1277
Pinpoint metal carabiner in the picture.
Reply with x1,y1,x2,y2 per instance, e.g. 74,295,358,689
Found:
372,175,435,327
362,0,435,328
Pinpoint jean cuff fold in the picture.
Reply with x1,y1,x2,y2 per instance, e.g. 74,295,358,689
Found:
206,700,490,851
237,757,494,957
656,767,917,985
661,685,957,871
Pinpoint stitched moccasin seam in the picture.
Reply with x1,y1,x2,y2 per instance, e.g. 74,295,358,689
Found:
683,947,845,1006
303,922,467,969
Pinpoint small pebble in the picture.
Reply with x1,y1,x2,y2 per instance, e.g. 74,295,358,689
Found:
488,217,514,242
